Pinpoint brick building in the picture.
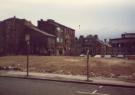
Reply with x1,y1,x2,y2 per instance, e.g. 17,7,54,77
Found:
0,17,56,56
76,35,111,56
38,19,75,55
110,33,135,56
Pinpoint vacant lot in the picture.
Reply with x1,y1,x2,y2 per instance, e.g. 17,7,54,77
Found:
0,56,135,81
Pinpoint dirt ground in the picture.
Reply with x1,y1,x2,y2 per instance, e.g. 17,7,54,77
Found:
0,56,135,81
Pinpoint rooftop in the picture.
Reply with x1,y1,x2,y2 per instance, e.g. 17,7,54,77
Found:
39,19,75,31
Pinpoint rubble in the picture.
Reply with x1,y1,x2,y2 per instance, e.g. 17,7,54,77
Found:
0,66,21,71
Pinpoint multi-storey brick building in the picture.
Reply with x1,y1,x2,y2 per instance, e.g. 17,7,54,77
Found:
0,17,56,56
110,33,135,56
38,19,75,55
76,35,111,56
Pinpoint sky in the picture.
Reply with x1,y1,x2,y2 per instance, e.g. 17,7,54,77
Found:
0,0,135,40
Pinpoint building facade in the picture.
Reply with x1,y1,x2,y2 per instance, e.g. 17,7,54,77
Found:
110,33,135,56
0,17,56,56
38,19,75,56
76,35,111,56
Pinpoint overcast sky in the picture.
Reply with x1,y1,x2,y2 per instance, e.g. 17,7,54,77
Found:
0,0,135,39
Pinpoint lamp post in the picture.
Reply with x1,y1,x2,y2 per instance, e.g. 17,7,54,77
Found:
25,34,30,77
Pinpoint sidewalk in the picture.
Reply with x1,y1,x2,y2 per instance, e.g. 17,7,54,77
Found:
0,71,135,87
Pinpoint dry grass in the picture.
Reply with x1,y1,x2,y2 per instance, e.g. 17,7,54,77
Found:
0,56,135,80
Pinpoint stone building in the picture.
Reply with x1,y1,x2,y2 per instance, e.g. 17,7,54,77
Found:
38,19,75,56
0,17,56,56
110,33,135,56
76,35,111,56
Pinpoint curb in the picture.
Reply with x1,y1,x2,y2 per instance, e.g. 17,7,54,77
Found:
0,75,135,88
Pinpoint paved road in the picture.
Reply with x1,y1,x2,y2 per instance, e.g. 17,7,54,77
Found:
0,77,134,95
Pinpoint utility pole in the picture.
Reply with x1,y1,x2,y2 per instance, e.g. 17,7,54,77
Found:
25,34,30,77
86,49,90,81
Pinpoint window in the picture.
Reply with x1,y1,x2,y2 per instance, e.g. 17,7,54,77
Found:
56,27,61,32
57,37,63,43
57,37,60,42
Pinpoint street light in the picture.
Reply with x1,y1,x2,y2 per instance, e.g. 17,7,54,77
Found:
25,34,30,77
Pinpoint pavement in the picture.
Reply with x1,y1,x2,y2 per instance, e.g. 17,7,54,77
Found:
1,77,135,95
0,71,135,88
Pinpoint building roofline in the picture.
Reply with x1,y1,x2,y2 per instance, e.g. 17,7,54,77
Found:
110,38,135,41
39,19,75,31
24,21,56,37
51,21,75,31
1,17,56,38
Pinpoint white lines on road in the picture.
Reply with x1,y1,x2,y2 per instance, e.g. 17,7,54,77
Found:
99,86,103,89
92,89,98,94
76,85,110,95
91,85,104,94
76,91,92,94
76,91,110,95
